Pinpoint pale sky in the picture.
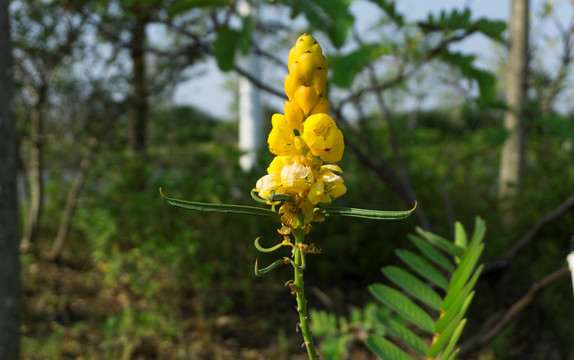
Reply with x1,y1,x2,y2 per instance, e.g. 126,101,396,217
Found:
172,0,573,119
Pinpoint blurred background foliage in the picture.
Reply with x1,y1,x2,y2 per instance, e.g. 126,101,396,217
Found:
8,0,574,359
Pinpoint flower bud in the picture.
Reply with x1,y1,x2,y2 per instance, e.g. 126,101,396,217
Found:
294,85,319,116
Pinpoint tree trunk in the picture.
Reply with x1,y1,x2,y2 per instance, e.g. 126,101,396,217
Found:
21,88,47,252
498,0,529,205
0,0,22,357
129,8,148,153
45,138,99,261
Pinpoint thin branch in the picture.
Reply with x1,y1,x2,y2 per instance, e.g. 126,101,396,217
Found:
459,267,570,356
234,64,284,98
484,195,574,274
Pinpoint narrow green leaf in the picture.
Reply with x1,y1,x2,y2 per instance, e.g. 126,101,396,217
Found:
469,217,487,251
442,265,482,312
428,313,463,357
160,188,278,219
365,334,414,360
254,258,285,277
396,249,449,291
416,227,465,257
369,308,428,355
322,202,416,220
438,320,467,360
409,234,455,272
250,189,267,204
382,266,442,311
369,284,434,333
213,28,239,71
454,222,468,249
444,348,460,360
435,289,474,334
446,244,484,305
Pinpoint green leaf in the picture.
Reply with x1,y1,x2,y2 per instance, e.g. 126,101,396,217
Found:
435,290,474,334
382,266,442,311
369,284,434,333
469,217,487,250
328,43,392,87
454,222,468,249
438,320,467,360
442,264,483,312
168,0,230,16
365,334,414,360
438,50,496,101
254,258,284,277
427,313,463,357
322,202,416,220
416,227,465,257
239,16,254,55
446,244,484,305
160,188,278,219
369,308,428,355
367,0,405,26
213,28,240,71
282,0,354,48
474,18,506,43
409,234,455,272
395,249,449,291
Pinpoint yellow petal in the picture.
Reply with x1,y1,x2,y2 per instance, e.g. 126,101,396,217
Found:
310,97,329,115
294,85,319,116
284,100,304,129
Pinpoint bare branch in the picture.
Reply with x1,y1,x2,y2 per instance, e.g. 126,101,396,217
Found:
459,267,570,356
484,195,574,274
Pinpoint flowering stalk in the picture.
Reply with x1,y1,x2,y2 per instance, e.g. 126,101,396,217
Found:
293,215,318,359
161,33,416,359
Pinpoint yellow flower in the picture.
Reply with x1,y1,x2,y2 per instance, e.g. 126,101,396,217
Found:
307,165,346,204
268,114,298,156
301,114,344,163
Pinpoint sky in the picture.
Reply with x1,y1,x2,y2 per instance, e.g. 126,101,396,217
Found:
171,0,572,119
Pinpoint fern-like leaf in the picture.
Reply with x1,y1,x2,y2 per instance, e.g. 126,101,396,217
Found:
366,217,486,360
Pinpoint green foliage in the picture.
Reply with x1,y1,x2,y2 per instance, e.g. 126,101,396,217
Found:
281,0,354,48
366,218,486,360
168,0,230,17
213,28,242,71
310,304,385,359
328,44,393,87
422,8,506,43
367,0,404,26
438,50,496,101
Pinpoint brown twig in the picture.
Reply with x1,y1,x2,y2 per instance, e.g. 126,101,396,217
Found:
483,195,574,274
459,267,570,356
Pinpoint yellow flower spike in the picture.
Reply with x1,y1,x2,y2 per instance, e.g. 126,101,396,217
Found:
284,100,304,129
301,113,345,163
294,85,320,116
310,97,329,115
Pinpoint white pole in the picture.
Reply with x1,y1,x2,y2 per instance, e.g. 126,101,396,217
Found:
568,237,574,299
238,1,262,171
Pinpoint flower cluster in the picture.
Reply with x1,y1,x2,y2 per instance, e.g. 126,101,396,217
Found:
255,34,346,234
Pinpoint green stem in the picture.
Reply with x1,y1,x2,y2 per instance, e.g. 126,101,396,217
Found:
294,216,319,360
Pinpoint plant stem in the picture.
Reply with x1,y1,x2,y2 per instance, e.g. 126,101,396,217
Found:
294,216,319,359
